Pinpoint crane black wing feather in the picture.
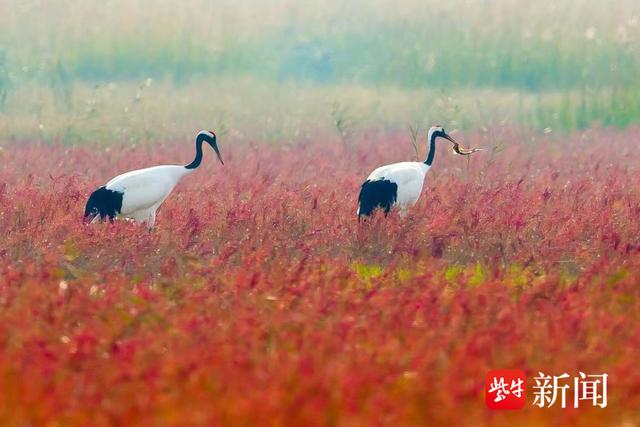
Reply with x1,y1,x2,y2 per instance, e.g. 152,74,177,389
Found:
357,179,398,218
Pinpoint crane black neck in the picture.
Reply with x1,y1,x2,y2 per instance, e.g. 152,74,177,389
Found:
424,131,438,166
185,133,213,169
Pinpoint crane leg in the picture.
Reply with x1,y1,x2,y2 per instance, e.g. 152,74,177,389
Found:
146,211,156,230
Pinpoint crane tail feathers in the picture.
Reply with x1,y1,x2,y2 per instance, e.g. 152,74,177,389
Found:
84,186,124,221
357,179,398,219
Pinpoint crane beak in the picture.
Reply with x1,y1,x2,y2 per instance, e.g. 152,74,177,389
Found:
209,138,224,165
443,132,459,146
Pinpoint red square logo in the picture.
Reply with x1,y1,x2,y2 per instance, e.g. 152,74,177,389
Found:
485,369,526,410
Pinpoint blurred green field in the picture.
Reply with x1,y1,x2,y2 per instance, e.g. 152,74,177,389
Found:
1,0,640,142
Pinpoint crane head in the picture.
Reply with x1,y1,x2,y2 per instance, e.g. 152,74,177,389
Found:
197,129,224,165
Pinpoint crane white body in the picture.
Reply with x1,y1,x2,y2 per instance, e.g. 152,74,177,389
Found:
84,130,223,229
357,126,455,220
104,165,192,228
361,162,429,213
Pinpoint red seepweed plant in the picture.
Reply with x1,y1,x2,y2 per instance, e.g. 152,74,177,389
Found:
0,126,639,426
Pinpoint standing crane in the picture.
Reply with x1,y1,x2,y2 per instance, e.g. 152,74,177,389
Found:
357,125,479,220
84,130,223,229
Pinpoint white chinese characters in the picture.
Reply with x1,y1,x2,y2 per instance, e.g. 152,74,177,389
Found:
532,372,607,408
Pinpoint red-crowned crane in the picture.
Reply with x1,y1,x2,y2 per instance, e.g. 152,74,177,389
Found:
357,125,479,220
84,130,223,229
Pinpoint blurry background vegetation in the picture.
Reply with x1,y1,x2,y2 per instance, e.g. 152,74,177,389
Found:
1,0,639,143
